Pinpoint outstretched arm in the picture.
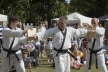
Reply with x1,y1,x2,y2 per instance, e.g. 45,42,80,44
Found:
74,28,88,38
36,28,55,40
3,28,27,37
96,27,105,36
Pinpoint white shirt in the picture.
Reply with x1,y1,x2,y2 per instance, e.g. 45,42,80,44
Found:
37,26,46,39
47,41,53,49
37,26,87,50
35,41,41,46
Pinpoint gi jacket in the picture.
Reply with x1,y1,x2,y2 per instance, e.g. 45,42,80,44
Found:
2,27,27,57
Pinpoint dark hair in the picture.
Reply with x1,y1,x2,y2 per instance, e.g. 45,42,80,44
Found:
59,16,68,20
7,16,20,28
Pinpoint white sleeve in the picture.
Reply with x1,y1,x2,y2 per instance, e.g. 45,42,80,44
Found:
74,28,88,38
3,28,23,37
37,28,54,40
44,28,55,38
36,29,46,40
96,27,105,36
19,36,27,44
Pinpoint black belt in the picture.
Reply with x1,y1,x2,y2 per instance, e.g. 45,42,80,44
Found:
54,48,77,60
54,48,68,54
3,48,20,64
88,48,102,69
3,48,18,55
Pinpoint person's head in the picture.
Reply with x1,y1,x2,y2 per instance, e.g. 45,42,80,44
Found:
7,16,20,29
22,49,29,58
17,21,22,28
91,18,99,27
58,16,68,31
44,20,48,28
74,23,79,29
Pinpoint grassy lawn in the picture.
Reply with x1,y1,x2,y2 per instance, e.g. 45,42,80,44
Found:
30,63,108,72
30,65,99,72
31,65,84,72
0,54,107,72
30,56,85,72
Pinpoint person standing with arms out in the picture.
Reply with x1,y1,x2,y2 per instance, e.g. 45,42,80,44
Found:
36,16,89,72
0,16,32,72
84,18,108,72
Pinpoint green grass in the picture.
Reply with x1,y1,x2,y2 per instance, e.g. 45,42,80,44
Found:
31,65,84,72
31,64,106,72
0,55,107,72
30,65,92,72
29,55,105,72
31,65,54,72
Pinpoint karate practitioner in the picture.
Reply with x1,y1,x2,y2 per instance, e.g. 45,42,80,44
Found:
36,16,88,72
0,16,31,72
84,18,108,72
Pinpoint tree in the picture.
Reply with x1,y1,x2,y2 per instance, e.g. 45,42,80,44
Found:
70,0,108,17
1,0,108,26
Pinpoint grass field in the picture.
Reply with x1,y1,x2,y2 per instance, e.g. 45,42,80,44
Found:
0,54,107,72
30,53,108,72
30,64,100,72
31,65,84,72
30,56,90,72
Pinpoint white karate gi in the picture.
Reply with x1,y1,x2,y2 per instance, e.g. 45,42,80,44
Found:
85,26,108,72
37,26,87,72
0,27,27,72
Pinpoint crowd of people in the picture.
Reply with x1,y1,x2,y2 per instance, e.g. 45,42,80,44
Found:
0,16,108,72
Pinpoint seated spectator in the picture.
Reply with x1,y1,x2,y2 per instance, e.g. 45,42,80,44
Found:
22,49,32,72
70,50,84,69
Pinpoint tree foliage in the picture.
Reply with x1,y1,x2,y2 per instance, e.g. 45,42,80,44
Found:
70,0,108,17
0,0,108,22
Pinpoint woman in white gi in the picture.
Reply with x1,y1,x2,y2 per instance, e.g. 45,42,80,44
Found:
84,18,108,72
36,16,88,72
0,16,28,72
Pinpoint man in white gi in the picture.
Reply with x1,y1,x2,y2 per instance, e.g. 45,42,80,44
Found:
36,16,88,72
84,18,108,72
0,16,29,72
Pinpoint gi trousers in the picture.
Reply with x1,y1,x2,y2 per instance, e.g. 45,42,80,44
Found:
0,53,25,72
54,52,70,72
84,50,108,72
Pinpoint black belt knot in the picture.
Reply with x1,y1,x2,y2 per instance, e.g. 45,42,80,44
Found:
3,48,20,64
3,48,18,57
54,48,77,60
89,48,102,54
54,48,68,53
54,48,68,56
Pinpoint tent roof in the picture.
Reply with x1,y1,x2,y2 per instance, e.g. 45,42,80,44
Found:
67,12,92,24
52,12,92,25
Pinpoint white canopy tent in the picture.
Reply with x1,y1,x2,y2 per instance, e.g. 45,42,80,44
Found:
67,12,92,25
0,14,8,26
52,12,92,25
106,19,108,21
0,14,7,21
